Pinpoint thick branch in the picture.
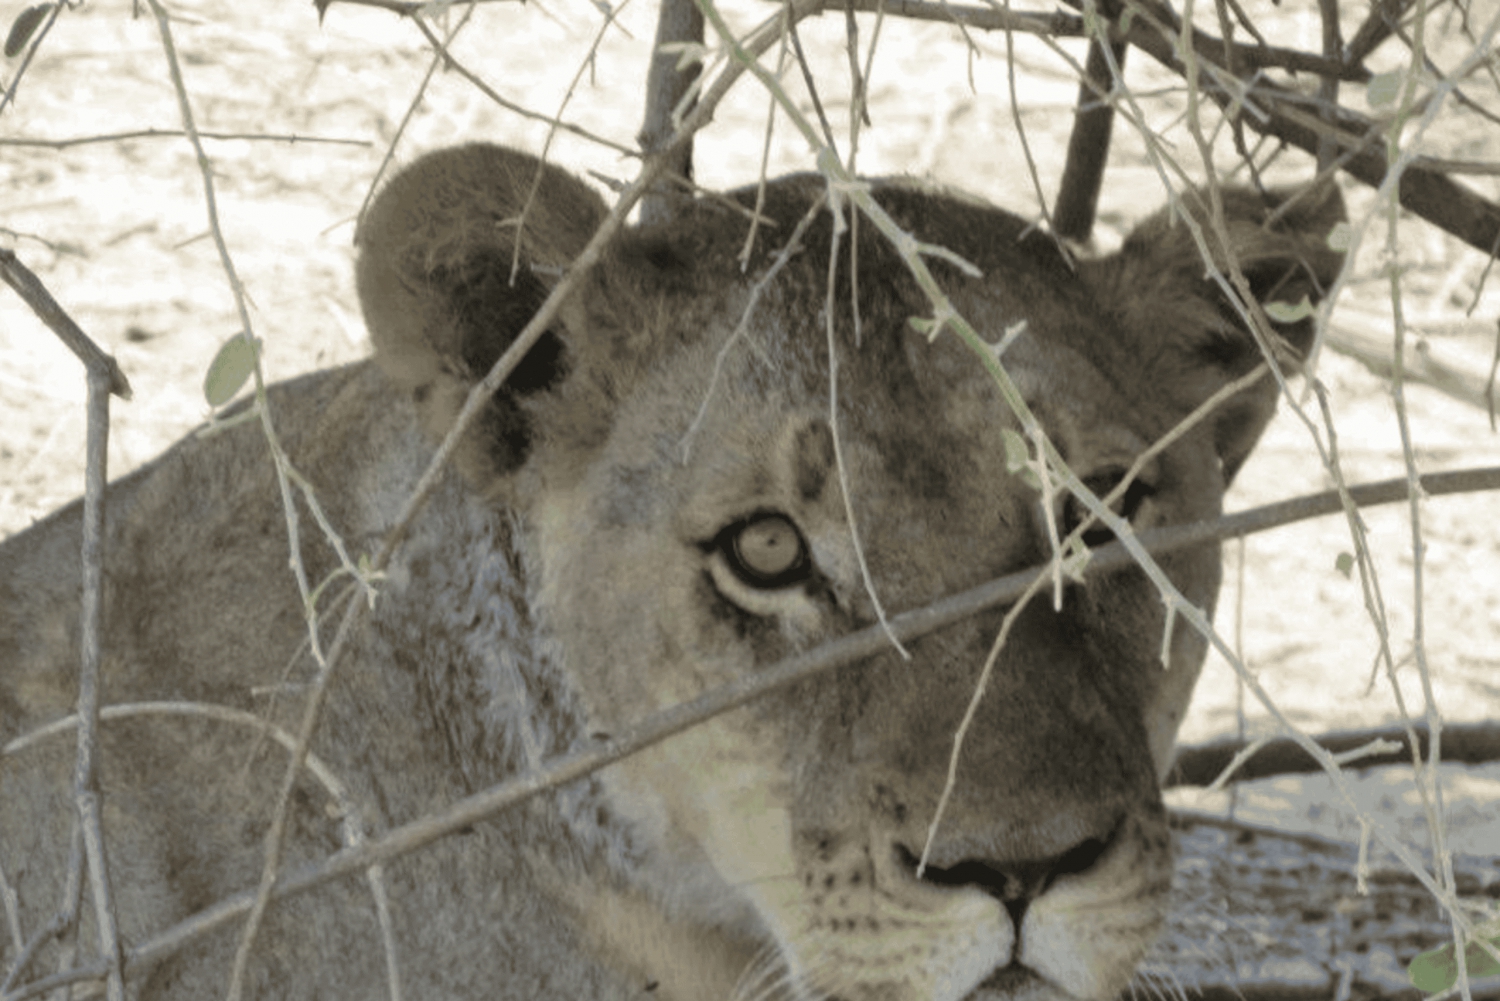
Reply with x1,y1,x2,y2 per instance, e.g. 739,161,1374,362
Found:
1110,0,1500,256
1054,32,1127,242
637,0,704,224
1170,721,1500,788
11,467,1499,999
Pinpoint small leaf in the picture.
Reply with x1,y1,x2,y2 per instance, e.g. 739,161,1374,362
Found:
1408,936,1500,993
5,3,53,59
1327,221,1353,252
1000,429,1040,490
1264,296,1315,323
1001,428,1028,473
1335,552,1354,579
1367,70,1403,108
203,335,260,407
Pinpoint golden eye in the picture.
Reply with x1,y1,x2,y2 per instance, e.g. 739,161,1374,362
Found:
723,514,810,587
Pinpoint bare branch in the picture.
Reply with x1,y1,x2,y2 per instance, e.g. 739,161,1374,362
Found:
7,466,1499,1000
638,0,704,223
0,251,132,399
0,130,368,149
1053,32,1127,242
1170,721,1500,788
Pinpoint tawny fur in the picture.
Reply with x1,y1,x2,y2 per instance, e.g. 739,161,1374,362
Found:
0,144,1342,1000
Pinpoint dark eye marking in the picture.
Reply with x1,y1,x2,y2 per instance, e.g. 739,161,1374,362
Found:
1062,470,1157,548
713,513,812,589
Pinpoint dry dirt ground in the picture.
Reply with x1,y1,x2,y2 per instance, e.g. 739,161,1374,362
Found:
3,0,1500,987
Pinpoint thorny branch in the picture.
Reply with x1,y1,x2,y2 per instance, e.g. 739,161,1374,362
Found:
6,467,1499,1001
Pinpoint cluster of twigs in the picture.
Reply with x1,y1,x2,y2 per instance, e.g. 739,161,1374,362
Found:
3,0,1500,997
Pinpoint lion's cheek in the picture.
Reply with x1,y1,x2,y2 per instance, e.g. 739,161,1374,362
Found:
602,716,798,917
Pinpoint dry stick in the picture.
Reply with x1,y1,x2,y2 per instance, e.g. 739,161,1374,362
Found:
74,367,124,1001
833,0,1081,36
354,7,478,228
0,252,132,400
1000,0,1065,254
1052,24,1127,243
9,465,1499,1001
1379,8,1468,991
404,16,636,159
638,0,704,224
316,0,520,15
217,0,830,988
1345,0,1416,67
731,0,1493,940
1173,0,1479,961
135,1,382,996
1105,0,1500,256
830,0,1364,79
0,250,131,1001
1170,721,1500,789
0,130,369,149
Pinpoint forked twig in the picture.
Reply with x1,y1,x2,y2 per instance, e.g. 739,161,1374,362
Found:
221,0,830,986
0,249,130,1001
639,0,705,223
7,466,1499,1001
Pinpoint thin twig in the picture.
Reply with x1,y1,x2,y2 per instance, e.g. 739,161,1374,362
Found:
0,251,132,400
1170,721,1500,788
220,0,830,988
0,247,131,1001
354,6,477,229
74,367,124,1001
682,193,828,461
638,0,705,223
0,130,368,149
406,16,636,158
9,467,1499,1000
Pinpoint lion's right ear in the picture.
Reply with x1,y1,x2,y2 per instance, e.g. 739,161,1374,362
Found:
356,143,607,482
1087,181,1345,484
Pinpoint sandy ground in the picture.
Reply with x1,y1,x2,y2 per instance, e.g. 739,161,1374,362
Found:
3,0,1499,967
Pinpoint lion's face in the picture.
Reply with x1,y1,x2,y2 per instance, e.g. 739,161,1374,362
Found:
353,146,1343,1001
523,263,1202,1001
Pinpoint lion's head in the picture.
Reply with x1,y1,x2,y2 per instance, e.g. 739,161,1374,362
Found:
353,144,1343,1001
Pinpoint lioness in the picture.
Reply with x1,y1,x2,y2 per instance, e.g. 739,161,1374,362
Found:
0,144,1341,1000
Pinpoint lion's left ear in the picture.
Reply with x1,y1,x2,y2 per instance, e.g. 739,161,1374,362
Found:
1088,182,1346,483
356,143,608,484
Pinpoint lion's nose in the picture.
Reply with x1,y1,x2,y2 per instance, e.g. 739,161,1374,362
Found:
894,832,1113,927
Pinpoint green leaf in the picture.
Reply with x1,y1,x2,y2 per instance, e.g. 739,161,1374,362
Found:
203,335,260,407
1264,296,1315,323
1000,429,1040,490
1408,936,1500,993
1001,428,1028,473
1335,552,1354,579
1367,70,1403,108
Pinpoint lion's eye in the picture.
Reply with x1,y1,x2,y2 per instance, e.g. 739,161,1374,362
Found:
718,514,811,588
1062,471,1156,548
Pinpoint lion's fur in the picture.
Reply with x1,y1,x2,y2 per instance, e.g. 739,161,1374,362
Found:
0,144,1342,1000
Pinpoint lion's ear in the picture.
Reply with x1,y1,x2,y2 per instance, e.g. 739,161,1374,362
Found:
1091,182,1346,483
356,143,607,482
